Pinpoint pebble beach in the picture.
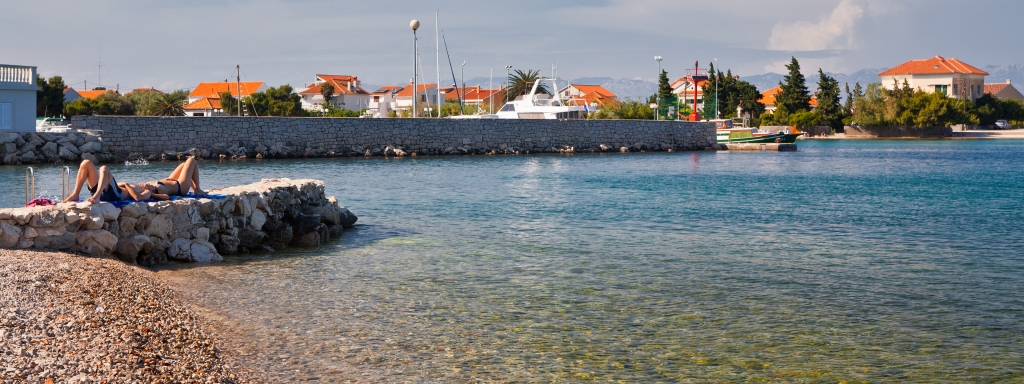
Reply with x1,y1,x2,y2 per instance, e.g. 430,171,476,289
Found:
0,249,264,383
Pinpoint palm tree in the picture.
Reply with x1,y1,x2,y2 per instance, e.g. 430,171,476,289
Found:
507,69,549,100
151,91,187,116
319,82,335,108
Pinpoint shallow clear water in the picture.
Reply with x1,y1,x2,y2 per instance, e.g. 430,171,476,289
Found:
4,140,1024,382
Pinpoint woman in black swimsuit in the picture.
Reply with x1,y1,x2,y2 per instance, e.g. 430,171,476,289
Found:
143,156,208,197
62,160,156,203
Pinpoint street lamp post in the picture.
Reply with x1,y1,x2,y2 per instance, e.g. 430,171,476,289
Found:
411,20,420,118
654,56,662,121
714,58,719,119
489,68,493,113
505,65,512,104
461,61,466,112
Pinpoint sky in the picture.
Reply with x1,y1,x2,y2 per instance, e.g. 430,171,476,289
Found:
3,0,1023,92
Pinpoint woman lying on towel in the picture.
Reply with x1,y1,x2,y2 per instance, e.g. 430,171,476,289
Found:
62,160,165,204
140,156,208,198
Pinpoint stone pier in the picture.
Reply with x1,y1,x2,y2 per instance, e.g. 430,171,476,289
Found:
0,179,356,266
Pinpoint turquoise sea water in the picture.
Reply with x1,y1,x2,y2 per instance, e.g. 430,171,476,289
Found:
3,140,1024,381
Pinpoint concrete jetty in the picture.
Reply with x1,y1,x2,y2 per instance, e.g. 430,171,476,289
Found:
721,143,798,152
0,178,356,266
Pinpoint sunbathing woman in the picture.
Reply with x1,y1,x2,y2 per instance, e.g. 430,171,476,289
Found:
141,156,208,197
62,160,162,204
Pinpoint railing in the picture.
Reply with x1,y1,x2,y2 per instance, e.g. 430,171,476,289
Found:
0,64,37,85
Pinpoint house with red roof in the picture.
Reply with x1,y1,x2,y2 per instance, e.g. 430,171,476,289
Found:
671,76,709,111
761,86,819,114
878,56,988,100
394,83,439,114
298,74,371,112
984,80,1023,102
184,81,267,116
559,84,618,110
75,89,117,100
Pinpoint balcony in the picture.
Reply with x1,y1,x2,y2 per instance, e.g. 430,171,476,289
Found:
0,64,37,91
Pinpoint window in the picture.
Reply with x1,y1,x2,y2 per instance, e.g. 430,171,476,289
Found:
0,103,11,130
934,84,948,95
373,96,380,102
193,112,204,117
420,95,427,102
952,84,959,96
500,103,516,112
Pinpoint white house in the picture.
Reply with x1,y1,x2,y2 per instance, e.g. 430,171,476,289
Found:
0,64,40,132
878,56,988,100
558,84,617,109
368,85,403,117
671,76,708,113
297,74,371,112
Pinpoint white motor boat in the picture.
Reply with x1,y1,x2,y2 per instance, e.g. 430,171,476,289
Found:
495,78,585,120
36,117,72,133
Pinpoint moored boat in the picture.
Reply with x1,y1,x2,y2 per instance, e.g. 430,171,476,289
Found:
712,120,799,143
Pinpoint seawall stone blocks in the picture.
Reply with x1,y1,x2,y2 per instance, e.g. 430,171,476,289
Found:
71,116,716,159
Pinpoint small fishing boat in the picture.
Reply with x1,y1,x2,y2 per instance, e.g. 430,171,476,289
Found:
712,120,799,143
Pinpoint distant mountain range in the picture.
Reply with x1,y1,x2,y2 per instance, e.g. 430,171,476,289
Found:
368,65,1024,102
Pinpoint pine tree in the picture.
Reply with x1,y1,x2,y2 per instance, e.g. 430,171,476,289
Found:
775,57,811,114
814,69,843,130
36,75,66,117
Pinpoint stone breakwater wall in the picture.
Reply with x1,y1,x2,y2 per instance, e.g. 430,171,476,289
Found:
0,131,114,165
0,178,357,266
70,116,716,159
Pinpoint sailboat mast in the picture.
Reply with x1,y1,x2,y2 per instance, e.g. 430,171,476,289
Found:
435,12,441,117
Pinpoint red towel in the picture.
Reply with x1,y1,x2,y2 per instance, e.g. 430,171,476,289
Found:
25,198,56,207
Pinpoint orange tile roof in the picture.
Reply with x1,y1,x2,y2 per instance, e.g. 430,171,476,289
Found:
984,83,1011,95
183,97,222,110
189,82,265,99
569,84,617,99
463,87,502,100
299,75,369,96
671,77,708,93
395,84,436,97
762,86,818,106
76,90,115,99
879,56,989,76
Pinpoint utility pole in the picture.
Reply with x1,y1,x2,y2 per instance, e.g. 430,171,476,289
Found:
411,20,420,118
654,56,662,121
435,12,441,118
236,65,241,117
490,68,493,113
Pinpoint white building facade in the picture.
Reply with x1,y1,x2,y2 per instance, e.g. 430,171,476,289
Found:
878,56,988,101
0,64,40,132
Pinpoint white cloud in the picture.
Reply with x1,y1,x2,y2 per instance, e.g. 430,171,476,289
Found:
767,0,864,51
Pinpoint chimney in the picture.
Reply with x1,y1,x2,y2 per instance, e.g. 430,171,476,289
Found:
1008,79,1012,84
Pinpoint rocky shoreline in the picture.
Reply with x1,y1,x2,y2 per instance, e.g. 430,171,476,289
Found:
0,249,267,383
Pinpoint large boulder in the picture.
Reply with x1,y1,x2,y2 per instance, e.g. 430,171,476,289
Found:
237,228,267,249
120,202,148,218
19,151,37,163
168,238,222,262
142,214,172,238
79,141,103,153
29,209,64,228
33,233,76,250
289,214,325,247
215,234,240,254
336,207,358,228
76,230,118,256
262,220,292,250
0,223,23,248
116,235,153,263
40,142,59,160
88,203,121,221
0,132,20,145
58,146,78,161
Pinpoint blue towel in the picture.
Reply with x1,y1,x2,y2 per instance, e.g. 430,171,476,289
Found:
103,193,229,208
